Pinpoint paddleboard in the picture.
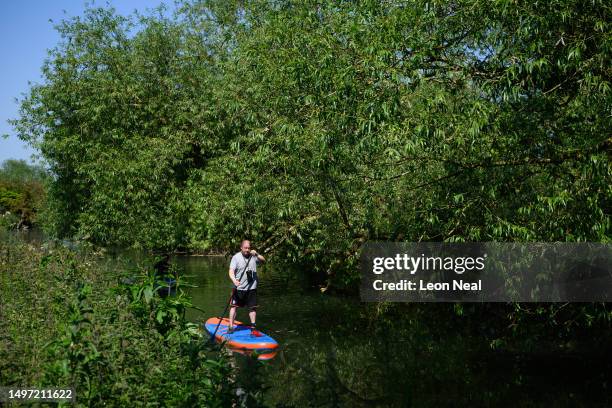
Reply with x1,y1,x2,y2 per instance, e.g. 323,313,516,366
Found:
204,317,279,351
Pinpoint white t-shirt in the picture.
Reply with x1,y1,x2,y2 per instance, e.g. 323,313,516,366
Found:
230,252,260,290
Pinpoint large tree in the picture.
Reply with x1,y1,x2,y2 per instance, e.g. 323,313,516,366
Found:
14,0,610,269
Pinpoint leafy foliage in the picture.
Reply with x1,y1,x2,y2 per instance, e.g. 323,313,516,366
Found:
0,241,235,406
12,1,610,277
0,159,47,229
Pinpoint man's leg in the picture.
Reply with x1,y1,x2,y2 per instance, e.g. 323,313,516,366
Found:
249,307,263,336
246,290,262,336
248,308,256,326
229,305,237,331
247,289,258,327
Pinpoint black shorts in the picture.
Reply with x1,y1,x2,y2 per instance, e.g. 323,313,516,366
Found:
231,289,257,309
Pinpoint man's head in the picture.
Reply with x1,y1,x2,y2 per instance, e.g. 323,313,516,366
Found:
240,240,251,256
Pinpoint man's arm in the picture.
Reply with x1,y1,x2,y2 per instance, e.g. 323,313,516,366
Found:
229,268,240,287
250,249,265,263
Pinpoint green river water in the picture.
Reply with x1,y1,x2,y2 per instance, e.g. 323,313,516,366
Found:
169,254,609,407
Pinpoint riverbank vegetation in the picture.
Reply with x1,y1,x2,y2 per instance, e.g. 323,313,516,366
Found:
0,240,237,406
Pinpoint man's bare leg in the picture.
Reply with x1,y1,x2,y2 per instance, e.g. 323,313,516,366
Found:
249,308,256,327
229,306,237,332
249,308,263,336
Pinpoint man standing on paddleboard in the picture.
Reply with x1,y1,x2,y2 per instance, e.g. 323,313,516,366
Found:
228,239,265,335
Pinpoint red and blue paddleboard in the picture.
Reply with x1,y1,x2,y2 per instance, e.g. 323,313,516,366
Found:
205,317,279,351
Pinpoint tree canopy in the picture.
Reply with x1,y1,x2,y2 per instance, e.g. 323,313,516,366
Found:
13,0,610,284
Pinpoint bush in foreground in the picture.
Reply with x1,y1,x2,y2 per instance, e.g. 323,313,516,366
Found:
0,241,235,406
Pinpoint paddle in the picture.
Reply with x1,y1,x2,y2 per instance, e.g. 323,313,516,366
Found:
209,288,234,343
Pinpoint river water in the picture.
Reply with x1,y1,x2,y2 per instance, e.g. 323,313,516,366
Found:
176,255,370,406
171,254,611,407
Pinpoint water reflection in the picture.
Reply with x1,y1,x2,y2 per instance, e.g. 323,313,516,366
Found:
228,347,278,361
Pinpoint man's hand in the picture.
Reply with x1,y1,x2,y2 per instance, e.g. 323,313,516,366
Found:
229,268,240,287
251,249,265,263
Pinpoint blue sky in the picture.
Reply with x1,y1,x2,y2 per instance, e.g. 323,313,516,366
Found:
0,0,168,164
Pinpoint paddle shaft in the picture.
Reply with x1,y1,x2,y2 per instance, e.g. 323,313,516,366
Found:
209,288,234,342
